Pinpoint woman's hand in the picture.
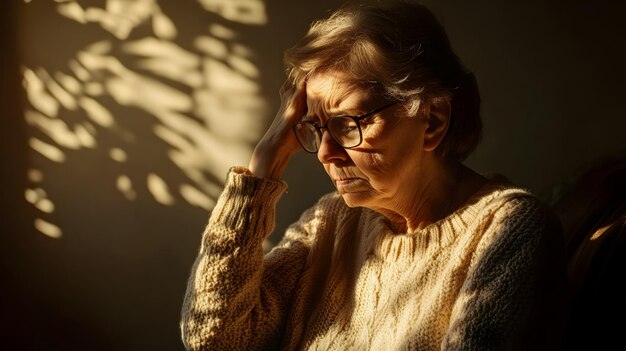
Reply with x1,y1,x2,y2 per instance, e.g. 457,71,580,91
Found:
248,79,307,180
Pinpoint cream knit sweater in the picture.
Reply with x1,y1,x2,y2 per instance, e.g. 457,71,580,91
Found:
181,167,565,350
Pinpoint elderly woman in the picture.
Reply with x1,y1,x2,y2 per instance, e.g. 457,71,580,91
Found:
181,1,565,350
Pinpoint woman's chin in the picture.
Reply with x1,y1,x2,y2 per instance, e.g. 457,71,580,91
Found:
339,191,371,208
334,179,375,207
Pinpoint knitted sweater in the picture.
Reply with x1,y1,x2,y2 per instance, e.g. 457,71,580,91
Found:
181,167,565,350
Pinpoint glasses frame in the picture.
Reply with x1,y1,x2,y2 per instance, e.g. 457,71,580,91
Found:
292,102,397,153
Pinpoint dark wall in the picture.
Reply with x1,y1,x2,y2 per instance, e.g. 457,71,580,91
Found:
421,0,626,197
1,1,624,350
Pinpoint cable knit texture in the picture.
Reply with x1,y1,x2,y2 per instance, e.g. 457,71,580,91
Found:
181,167,565,350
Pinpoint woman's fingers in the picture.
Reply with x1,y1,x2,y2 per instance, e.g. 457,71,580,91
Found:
248,79,308,179
279,79,307,122
271,78,307,143
290,79,308,120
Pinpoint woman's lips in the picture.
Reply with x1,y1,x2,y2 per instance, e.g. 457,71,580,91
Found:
335,178,366,192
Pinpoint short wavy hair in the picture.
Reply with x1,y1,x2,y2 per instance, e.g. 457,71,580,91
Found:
284,1,482,161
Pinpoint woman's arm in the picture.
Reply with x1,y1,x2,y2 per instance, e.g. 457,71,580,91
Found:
442,197,567,350
180,168,303,350
181,77,309,350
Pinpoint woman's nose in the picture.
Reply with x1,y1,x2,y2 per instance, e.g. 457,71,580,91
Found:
317,130,349,164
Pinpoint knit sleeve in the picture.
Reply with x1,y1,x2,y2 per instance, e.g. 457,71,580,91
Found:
180,167,305,350
442,196,566,350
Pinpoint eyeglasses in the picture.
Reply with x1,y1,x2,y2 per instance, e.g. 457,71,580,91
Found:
292,102,396,153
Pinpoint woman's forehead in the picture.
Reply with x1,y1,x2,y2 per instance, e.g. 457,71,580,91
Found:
306,71,372,109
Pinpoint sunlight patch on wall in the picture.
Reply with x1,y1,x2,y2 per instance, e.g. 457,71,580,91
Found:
180,184,215,210
147,173,175,206
23,68,59,117
22,0,270,238
55,0,177,40
25,167,61,239
28,169,44,183
29,138,66,163
117,175,137,201
25,188,55,214
199,0,267,25
34,218,63,239
109,148,128,162
25,110,89,150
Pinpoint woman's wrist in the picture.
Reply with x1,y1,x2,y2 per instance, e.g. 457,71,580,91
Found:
248,143,292,180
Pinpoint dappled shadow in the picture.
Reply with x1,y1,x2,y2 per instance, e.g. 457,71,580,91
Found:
21,0,270,241
14,0,272,349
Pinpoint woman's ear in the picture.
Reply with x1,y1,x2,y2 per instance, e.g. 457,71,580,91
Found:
423,99,451,152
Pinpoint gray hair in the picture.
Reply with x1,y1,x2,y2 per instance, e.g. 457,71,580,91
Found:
284,1,482,161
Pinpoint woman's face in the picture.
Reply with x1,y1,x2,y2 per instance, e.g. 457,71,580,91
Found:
305,71,429,215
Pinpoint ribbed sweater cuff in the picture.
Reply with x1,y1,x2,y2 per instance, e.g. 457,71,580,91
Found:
209,166,287,238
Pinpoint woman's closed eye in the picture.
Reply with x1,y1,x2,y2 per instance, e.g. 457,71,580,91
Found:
327,117,357,134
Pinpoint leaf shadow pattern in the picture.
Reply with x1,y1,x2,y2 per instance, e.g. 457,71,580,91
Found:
21,0,271,242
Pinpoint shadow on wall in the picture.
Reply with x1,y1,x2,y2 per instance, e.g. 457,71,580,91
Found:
2,0,289,350
3,0,340,349
21,0,269,240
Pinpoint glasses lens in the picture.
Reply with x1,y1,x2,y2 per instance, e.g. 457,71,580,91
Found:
293,122,320,153
327,116,361,148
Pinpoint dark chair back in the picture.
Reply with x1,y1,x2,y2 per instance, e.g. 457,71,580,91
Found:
552,157,626,350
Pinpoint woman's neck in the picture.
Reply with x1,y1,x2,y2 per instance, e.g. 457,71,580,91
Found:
386,159,486,233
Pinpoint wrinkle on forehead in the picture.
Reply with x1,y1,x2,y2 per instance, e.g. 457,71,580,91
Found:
305,71,372,118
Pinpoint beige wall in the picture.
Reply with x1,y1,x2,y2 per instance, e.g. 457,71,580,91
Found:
1,0,624,349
